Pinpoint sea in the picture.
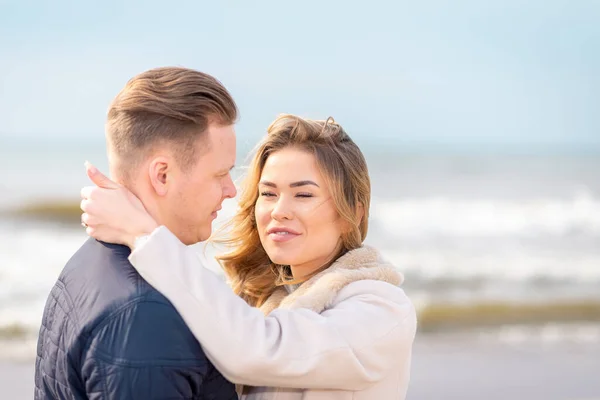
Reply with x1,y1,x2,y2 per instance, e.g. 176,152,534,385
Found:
1,135,599,361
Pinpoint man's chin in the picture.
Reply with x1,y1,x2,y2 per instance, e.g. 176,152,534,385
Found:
179,230,211,246
195,228,212,244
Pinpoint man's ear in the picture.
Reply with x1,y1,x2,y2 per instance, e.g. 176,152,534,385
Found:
147,156,171,196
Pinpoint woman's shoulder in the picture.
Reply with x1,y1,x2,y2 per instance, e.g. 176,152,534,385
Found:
330,246,415,316
336,279,416,337
326,278,417,351
327,245,408,298
333,278,413,309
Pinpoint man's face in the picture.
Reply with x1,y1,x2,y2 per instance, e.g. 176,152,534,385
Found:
160,123,237,244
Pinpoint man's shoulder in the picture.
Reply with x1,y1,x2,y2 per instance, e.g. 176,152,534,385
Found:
86,294,208,367
51,237,174,335
46,238,207,366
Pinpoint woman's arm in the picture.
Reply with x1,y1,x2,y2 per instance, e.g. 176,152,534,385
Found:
130,226,416,390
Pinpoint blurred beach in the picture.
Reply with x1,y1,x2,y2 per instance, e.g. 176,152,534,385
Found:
1,135,599,398
2,1,600,396
4,332,600,399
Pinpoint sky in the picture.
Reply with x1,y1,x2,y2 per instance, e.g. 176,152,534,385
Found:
1,0,599,153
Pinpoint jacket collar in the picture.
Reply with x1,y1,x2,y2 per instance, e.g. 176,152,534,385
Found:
260,245,403,315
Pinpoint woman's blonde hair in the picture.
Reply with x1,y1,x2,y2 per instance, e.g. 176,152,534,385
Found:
216,114,371,307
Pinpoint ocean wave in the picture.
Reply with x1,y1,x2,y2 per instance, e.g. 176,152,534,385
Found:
3,300,599,341
380,248,600,282
371,191,600,237
7,191,600,238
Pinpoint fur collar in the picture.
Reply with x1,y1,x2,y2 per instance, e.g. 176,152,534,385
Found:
259,245,403,316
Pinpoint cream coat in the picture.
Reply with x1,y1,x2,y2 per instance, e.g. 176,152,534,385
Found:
129,226,417,399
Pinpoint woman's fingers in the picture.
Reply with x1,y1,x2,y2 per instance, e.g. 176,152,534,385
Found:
80,186,96,201
81,188,115,226
82,211,120,242
81,186,119,204
80,163,153,246
81,212,94,226
84,224,125,244
85,161,120,190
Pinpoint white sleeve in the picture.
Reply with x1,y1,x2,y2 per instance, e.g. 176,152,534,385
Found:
129,226,416,390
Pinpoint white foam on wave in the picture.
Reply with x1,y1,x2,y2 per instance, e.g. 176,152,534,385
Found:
0,200,239,337
2,188,599,347
371,190,600,237
367,191,600,283
0,222,88,333
378,247,600,283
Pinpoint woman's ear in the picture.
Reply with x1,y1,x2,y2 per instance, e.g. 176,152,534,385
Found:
147,156,170,196
355,202,365,225
341,202,365,234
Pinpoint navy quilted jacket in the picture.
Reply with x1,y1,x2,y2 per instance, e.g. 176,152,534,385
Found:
34,238,238,400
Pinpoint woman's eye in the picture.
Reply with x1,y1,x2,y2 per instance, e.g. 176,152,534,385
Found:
296,193,313,198
260,191,276,197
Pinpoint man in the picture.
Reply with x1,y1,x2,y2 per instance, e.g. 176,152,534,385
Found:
34,67,239,399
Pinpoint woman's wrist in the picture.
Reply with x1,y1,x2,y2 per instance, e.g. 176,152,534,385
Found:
125,219,159,250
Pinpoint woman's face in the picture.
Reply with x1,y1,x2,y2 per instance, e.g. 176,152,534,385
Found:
255,147,345,279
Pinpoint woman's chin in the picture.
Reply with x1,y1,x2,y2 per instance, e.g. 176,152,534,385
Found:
266,251,295,267
270,257,293,266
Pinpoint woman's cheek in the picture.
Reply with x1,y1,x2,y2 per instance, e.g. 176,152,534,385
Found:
254,201,271,225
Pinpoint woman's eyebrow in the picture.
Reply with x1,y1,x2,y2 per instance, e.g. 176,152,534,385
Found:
258,180,319,188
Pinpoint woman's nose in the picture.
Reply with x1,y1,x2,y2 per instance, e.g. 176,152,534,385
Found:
271,197,293,220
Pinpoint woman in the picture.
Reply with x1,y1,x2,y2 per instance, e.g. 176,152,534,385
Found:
81,114,417,399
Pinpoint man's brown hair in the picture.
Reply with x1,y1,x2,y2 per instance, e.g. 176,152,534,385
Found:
106,66,238,182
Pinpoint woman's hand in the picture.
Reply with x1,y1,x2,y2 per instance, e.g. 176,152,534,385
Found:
80,162,158,249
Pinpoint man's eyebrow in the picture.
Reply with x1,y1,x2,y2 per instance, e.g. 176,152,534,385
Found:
219,165,235,174
259,180,320,188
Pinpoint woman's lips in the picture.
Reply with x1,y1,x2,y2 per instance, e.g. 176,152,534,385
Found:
267,227,301,242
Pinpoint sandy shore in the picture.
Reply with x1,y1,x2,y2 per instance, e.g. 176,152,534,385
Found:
1,360,34,399
408,333,600,400
3,333,600,399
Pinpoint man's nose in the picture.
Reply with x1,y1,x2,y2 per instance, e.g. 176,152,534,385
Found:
224,175,237,199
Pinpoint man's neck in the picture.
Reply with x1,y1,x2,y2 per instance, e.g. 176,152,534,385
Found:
126,182,164,228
